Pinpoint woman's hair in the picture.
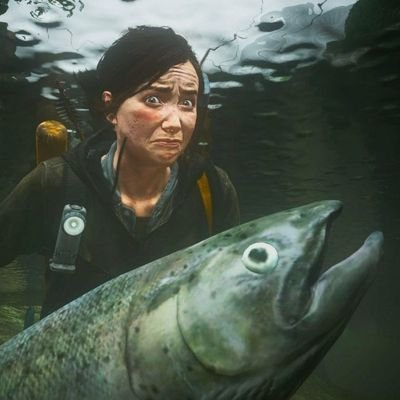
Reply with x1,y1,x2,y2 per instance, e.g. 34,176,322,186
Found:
97,25,204,115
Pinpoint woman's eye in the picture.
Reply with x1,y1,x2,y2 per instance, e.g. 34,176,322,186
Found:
145,95,161,105
181,99,195,108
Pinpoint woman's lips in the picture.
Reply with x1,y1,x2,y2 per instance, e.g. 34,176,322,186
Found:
152,139,182,148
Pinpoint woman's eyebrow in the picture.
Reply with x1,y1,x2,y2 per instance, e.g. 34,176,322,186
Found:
147,84,198,96
181,88,198,96
147,84,172,92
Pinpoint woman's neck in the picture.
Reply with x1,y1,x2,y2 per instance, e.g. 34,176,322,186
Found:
117,163,171,199
112,150,171,216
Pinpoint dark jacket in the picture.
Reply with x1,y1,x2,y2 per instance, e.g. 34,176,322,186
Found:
0,130,240,316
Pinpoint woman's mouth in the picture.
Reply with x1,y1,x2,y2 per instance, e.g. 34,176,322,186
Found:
152,139,182,148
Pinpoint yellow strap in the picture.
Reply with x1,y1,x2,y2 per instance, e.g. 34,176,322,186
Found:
197,172,213,235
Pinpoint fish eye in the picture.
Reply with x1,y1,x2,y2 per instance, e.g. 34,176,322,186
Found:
241,242,278,273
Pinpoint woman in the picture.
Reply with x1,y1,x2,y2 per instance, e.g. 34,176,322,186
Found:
0,26,239,317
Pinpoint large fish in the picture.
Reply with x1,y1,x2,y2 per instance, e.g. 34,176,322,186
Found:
0,200,383,400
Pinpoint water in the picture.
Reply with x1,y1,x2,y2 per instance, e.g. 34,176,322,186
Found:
1,0,399,398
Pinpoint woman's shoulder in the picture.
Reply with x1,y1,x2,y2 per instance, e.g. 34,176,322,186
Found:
39,156,67,187
200,162,240,229
214,165,234,186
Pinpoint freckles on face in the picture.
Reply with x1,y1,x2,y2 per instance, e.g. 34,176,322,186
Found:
116,101,165,148
131,107,159,123
114,98,157,138
110,61,199,165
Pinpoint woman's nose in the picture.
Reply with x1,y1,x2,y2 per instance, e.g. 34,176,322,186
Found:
161,107,181,134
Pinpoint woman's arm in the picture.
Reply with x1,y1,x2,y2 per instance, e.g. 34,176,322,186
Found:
0,164,46,267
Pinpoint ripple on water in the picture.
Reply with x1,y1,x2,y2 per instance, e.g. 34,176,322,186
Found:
14,30,41,46
30,2,63,28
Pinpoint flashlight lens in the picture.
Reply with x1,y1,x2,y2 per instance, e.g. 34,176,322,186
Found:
63,216,85,236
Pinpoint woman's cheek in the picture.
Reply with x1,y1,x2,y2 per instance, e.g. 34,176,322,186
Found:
133,107,160,122
185,113,197,133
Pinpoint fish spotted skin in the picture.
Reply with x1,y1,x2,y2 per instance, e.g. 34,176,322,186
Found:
0,201,384,400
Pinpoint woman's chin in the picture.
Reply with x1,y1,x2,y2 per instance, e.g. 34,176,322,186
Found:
151,151,181,166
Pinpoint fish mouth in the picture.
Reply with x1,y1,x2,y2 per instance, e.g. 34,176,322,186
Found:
275,201,384,333
297,231,383,333
272,230,384,393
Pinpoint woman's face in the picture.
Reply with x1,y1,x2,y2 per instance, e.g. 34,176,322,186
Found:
103,61,199,167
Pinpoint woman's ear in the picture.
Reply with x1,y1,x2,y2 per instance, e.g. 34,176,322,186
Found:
102,91,116,124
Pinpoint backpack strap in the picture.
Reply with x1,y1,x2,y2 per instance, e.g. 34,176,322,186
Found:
196,162,225,236
197,172,213,235
61,159,88,209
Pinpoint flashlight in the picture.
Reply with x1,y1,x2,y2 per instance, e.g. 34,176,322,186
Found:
49,204,87,273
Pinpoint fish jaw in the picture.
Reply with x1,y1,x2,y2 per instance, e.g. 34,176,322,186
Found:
296,231,384,333
273,200,343,327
